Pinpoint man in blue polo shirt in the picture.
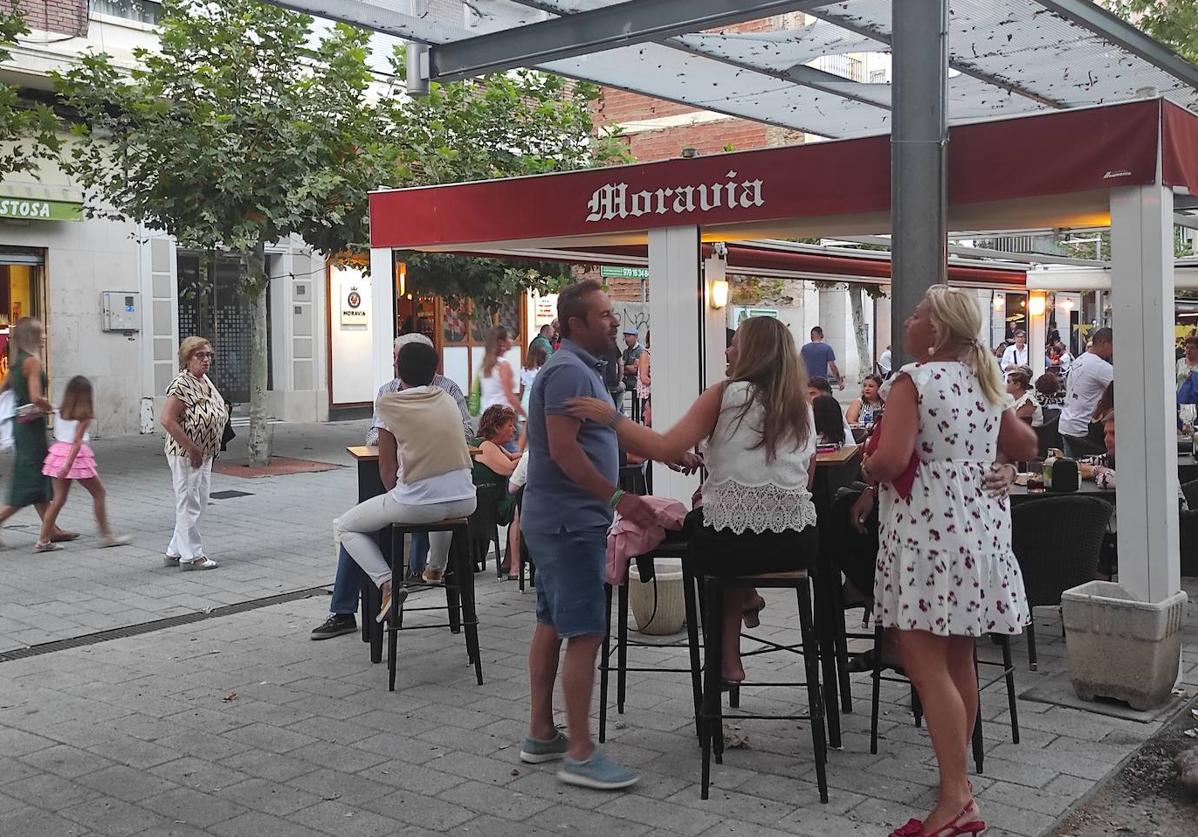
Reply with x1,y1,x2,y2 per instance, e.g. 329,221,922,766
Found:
519,279,656,790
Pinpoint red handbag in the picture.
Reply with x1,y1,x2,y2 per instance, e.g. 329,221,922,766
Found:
863,414,920,500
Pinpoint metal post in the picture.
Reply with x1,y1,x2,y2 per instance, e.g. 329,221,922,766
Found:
369,247,395,398
1109,184,1180,602
890,0,949,367
648,225,705,504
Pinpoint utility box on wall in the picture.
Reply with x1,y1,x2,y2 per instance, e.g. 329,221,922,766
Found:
101,291,141,332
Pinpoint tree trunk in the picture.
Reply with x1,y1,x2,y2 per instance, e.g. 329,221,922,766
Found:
847,283,872,384
246,242,270,466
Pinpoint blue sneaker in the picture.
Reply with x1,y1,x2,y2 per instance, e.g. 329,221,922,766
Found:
557,750,640,790
519,731,569,764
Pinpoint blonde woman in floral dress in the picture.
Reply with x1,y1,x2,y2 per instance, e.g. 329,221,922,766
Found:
859,285,1036,837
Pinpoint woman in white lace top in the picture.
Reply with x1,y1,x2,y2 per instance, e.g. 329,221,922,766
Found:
568,316,818,682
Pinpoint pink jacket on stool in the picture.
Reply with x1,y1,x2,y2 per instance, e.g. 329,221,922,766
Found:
605,496,689,585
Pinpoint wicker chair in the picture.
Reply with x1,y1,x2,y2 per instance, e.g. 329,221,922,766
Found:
1011,495,1113,670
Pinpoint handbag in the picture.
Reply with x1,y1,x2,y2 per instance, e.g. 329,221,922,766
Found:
863,414,920,500
0,389,13,451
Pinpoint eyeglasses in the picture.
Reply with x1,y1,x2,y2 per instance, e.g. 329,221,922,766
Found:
194,351,215,360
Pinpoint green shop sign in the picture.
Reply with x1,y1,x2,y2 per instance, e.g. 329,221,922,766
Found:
0,197,83,222
600,265,649,280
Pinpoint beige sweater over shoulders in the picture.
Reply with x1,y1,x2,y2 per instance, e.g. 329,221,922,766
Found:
375,387,472,483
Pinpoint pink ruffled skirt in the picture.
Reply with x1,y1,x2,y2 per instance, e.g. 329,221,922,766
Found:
43,441,98,480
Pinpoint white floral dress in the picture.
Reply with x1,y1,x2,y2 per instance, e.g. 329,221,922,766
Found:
873,362,1030,637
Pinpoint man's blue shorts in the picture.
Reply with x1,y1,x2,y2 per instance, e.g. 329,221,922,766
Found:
522,524,608,639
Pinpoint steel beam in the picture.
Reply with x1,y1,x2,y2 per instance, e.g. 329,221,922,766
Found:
1036,0,1198,92
428,0,839,82
890,0,949,368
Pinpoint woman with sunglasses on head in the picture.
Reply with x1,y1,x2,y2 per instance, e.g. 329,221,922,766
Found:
160,337,227,571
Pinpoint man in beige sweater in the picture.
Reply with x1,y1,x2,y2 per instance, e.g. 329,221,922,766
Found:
333,342,477,613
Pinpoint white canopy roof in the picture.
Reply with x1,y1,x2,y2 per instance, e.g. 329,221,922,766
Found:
272,0,1198,138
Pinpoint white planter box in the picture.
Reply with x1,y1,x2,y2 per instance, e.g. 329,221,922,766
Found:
1061,581,1188,711
629,558,686,636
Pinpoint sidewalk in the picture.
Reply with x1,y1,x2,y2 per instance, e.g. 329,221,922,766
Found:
0,421,364,654
0,422,1194,836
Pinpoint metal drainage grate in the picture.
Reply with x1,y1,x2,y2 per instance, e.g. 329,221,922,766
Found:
210,490,254,499
0,586,329,663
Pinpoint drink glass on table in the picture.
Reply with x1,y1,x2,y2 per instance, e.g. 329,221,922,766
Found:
1027,462,1046,494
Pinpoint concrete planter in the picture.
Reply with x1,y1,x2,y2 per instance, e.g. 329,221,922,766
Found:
1061,581,1188,711
629,558,686,636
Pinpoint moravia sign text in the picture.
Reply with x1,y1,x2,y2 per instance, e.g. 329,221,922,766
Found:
0,197,83,222
586,171,764,222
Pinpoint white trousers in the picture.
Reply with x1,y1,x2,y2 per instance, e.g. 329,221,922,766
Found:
167,455,213,562
334,492,477,588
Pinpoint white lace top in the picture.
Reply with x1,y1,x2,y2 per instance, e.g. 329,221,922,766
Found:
700,381,819,535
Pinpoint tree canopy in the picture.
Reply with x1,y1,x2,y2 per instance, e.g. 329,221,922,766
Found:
0,2,60,181
1112,1,1198,63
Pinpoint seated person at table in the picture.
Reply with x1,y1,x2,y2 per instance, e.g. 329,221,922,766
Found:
845,374,884,426
569,315,816,683
310,335,471,640
473,405,523,578
1035,372,1063,407
808,376,854,444
1006,365,1043,427
334,342,477,619
812,395,846,447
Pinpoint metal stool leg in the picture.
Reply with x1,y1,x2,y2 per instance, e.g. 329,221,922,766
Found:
1001,635,1019,744
1026,620,1038,671
797,578,829,803
617,582,629,714
870,624,883,755
699,577,724,800
455,528,484,685
682,561,704,743
599,584,613,743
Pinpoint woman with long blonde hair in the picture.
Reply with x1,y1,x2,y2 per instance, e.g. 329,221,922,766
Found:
857,285,1036,837
478,325,525,427
569,315,819,682
0,317,78,543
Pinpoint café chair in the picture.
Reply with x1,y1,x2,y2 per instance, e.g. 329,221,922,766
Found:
1011,495,1113,670
382,518,483,691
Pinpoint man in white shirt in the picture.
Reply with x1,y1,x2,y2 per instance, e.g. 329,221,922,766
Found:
1058,328,1114,458
1001,330,1029,371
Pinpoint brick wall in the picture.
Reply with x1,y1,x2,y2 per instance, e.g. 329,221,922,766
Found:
14,0,88,37
593,15,805,163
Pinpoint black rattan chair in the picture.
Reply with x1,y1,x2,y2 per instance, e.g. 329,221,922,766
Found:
1181,479,1198,511
1034,409,1062,460
1011,495,1113,670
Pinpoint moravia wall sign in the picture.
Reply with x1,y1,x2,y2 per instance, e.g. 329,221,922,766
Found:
0,196,83,222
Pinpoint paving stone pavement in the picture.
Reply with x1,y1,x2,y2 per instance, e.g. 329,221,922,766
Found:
0,422,1195,836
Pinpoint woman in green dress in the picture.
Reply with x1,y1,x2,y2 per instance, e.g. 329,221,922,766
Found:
0,317,77,545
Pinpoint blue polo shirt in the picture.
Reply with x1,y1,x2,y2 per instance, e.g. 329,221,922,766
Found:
522,339,619,534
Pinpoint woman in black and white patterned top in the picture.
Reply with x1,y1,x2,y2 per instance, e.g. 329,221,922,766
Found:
161,336,227,571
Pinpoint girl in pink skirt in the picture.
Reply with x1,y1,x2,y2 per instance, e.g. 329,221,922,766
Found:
35,376,129,552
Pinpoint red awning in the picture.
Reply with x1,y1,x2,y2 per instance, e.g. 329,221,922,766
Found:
370,100,1192,251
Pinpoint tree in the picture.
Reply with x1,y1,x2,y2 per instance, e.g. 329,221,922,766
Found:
0,2,60,179
1111,1,1198,62
382,54,626,317
55,0,380,464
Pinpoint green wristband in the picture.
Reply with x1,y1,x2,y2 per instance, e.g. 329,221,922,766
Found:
609,488,624,509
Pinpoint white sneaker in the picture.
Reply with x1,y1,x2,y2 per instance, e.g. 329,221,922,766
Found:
180,556,218,571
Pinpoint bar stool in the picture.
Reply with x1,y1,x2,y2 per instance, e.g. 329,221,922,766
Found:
382,518,483,691
868,626,1020,774
597,536,703,743
698,570,828,803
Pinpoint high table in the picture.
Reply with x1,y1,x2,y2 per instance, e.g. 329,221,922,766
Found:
810,445,864,748
1009,481,1116,504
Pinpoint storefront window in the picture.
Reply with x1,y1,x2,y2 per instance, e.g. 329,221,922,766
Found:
0,250,48,381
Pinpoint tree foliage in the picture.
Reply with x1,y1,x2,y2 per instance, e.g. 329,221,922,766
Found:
0,2,61,180
1111,1,1198,62
53,0,379,289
